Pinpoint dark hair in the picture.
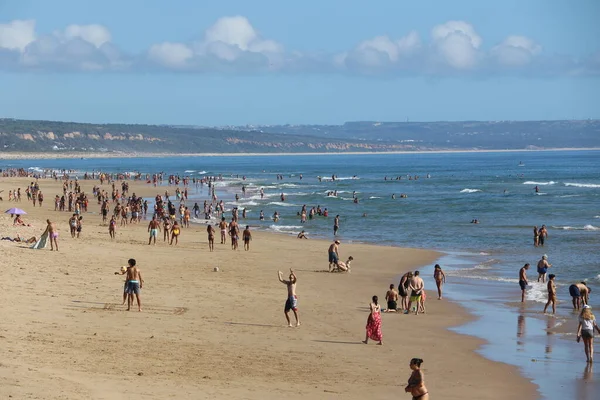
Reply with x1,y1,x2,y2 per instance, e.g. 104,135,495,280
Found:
128,258,136,267
414,271,420,276
410,358,424,367
549,274,555,279
434,264,441,269
524,263,530,268
246,225,249,229
390,284,395,289
372,295,379,305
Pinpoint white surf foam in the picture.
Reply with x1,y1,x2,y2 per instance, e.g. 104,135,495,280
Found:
551,225,599,231
525,281,548,303
564,182,600,188
369,196,381,199
267,201,298,207
523,181,556,185
558,195,581,198
460,189,481,193
184,170,195,173
268,225,303,234
535,192,548,195
197,170,207,174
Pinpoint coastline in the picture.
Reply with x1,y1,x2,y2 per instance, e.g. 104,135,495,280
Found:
0,147,599,160
0,177,538,399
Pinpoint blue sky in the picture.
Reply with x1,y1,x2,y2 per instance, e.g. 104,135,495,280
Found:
0,0,598,125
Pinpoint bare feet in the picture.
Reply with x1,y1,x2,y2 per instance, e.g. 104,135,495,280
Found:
295,322,301,327
377,342,382,345
288,324,293,327
362,340,368,344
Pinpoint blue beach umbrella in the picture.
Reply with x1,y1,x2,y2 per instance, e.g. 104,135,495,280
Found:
5,208,27,215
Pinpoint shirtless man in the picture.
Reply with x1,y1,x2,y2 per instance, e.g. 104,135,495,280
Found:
242,225,252,251
219,217,228,244
183,207,191,228
406,271,424,315
333,215,340,236
278,269,300,327
385,284,399,312
569,282,590,310
207,224,216,251
328,240,340,272
45,219,59,251
537,254,551,283
538,225,548,246
543,274,557,314
519,263,530,303
125,258,143,311
229,219,239,250
147,217,161,245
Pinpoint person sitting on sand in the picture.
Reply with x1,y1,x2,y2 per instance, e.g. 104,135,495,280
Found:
297,230,308,239
331,256,353,272
385,284,399,312
405,358,429,399
576,305,600,363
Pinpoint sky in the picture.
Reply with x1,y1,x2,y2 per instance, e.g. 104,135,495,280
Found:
0,0,599,125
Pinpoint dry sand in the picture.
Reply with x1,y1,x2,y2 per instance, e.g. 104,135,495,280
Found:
0,177,537,399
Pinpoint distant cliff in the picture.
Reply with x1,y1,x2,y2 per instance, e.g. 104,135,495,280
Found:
1,118,599,154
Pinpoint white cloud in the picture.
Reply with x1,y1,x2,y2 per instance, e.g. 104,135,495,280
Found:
491,35,542,66
148,42,193,68
62,24,111,48
0,20,36,51
0,17,596,76
431,21,482,69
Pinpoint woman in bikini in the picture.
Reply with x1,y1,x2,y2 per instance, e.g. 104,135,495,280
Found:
170,221,181,245
363,295,383,345
405,358,428,399
433,264,446,300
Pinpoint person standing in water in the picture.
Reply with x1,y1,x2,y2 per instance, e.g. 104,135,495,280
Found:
576,305,600,363
278,269,300,327
519,263,530,303
543,274,557,314
333,215,340,236
405,358,429,399
537,254,551,283
433,264,446,300
363,295,383,345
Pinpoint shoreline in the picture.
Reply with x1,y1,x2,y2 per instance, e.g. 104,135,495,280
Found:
0,147,599,160
0,176,538,399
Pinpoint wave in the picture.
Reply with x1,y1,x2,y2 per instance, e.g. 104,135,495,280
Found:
595,216,600,219
523,181,556,185
369,196,382,199
564,182,600,188
226,201,259,207
279,183,300,188
551,225,599,231
595,275,600,283
268,225,303,234
460,189,481,193
558,195,581,198
535,192,548,196
525,282,549,303
267,201,298,207
197,170,207,175
184,170,195,173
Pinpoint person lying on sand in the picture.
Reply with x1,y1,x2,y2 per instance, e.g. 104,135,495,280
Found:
1,235,37,243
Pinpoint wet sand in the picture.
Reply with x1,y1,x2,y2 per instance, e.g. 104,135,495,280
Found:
0,177,537,399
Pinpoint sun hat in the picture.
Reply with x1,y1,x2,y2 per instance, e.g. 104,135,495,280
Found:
542,254,548,259
583,305,591,309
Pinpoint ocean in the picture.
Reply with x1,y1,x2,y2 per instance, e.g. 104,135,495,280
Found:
3,149,600,399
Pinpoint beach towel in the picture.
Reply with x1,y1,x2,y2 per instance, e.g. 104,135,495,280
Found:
31,231,48,250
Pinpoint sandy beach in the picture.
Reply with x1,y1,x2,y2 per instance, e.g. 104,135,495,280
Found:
0,177,537,399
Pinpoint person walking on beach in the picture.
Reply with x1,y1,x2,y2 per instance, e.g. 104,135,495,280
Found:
207,224,215,251
537,254,551,283
363,295,383,345
147,216,160,245
543,274,557,314
124,258,144,312
278,269,300,327
385,284,398,312
406,271,424,315
434,264,446,300
576,305,600,363
109,215,116,239
242,225,252,251
519,263,530,302
405,358,429,399
163,218,171,242
328,240,340,272
170,221,181,245
219,217,228,244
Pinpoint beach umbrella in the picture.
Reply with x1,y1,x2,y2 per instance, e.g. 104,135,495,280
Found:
5,208,27,215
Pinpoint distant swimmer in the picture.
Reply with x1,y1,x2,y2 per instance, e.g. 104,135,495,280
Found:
537,254,551,283
535,186,539,193
392,194,396,199
519,263,530,303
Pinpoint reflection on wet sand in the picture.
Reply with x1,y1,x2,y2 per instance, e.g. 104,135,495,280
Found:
576,363,595,400
517,314,526,349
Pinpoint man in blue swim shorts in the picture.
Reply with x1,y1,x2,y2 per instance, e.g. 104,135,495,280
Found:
147,217,161,245
328,240,340,272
